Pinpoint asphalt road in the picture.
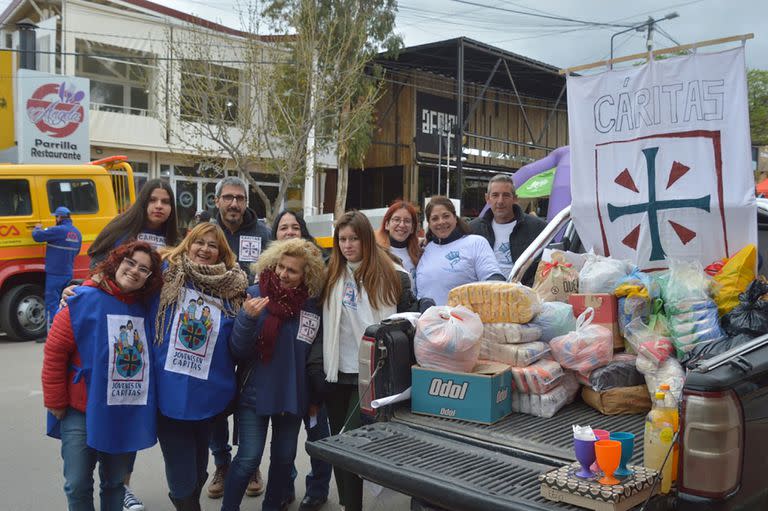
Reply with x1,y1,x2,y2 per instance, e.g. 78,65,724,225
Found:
0,336,410,511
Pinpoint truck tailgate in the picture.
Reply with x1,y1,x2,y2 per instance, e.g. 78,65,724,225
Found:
307,421,581,511
394,402,646,465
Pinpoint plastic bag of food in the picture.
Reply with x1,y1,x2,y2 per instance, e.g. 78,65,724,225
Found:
533,253,579,303
510,359,564,394
712,245,757,316
480,340,549,367
588,356,645,392
668,300,725,356
661,259,715,305
447,282,541,323
721,279,768,337
550,308,614,373
531,302,577,342
481,323,542,344
414,305,483,372
614,269,659,337
578,254,635,294
530,372,580,418
644,357,685,401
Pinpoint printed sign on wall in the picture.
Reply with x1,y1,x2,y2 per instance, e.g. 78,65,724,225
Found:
16,69,90,164
567,48,756,270
415,92,463,156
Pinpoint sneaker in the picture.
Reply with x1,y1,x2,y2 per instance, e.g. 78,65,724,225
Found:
207,464,228,499
123,486,145,511
245,469,265,497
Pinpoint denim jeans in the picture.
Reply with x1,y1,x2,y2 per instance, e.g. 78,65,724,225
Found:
221,408,302,511
157,413,211,500
289,405,332,499
59,408,135,511
209,412,233,467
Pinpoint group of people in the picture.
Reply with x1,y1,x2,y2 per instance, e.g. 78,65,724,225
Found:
40,172,546,511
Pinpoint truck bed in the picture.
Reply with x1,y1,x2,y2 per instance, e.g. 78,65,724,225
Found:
307,402,661,511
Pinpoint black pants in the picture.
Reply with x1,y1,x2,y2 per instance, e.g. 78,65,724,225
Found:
157,413,211,500
324,380,363,511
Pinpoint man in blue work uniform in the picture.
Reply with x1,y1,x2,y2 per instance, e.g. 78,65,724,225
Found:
32,206,82,335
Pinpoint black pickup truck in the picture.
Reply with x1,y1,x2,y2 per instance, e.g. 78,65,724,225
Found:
307,199,768,511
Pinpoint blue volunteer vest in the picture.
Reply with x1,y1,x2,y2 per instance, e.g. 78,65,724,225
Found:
47,285,157,454
152,285,237,420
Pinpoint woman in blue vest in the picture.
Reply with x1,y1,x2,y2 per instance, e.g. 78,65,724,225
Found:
42,241,163,511
153,222,248,511
89,179,179,268
221,238,325,511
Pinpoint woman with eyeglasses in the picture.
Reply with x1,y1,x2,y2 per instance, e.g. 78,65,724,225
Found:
42,241,163,511
375,201,422,290
416,196,505,306
152,222,248,511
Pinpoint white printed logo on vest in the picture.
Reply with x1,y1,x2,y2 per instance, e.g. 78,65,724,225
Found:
107,315,150,406
342,280,358,310
238,236,262,262
297,310,320,344
137,232,166,250
164,289,222,380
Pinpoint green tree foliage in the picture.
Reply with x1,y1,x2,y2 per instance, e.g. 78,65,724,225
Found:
748,69,768,146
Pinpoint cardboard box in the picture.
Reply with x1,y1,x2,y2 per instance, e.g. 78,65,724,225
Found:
582,385,652,415
569,293,623,350
411,362,511,424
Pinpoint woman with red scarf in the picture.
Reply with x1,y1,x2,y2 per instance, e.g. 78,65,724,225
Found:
221,238,325,511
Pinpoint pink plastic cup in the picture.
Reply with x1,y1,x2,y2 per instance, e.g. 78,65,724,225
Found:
590,429,610,472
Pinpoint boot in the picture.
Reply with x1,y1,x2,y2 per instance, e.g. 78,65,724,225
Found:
169,492,202,511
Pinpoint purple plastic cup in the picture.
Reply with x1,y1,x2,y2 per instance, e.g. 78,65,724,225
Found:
574,438,597,479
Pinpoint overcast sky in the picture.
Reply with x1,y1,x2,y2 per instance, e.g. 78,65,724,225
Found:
157,0,767,70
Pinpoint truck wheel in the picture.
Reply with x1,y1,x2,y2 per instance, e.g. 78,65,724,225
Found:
0,284,47,341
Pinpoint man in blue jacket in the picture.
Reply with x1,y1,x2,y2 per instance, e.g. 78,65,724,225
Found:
32,206,82,334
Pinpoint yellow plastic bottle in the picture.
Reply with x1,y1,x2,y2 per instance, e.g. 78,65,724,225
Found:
644,391,675,494
658,383,680,482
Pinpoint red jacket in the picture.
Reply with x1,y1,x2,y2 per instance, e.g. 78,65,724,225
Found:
41,279,138,413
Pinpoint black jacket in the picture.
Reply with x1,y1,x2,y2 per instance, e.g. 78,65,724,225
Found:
215,207,272,281
468,204,547,286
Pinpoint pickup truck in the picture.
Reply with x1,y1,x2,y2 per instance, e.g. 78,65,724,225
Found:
307,198,768,511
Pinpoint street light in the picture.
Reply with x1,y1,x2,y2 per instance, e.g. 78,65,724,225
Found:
609,12,679,69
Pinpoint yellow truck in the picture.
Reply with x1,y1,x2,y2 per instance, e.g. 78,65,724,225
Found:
0,156,135,341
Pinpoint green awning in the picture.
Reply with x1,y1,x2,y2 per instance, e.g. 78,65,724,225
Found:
516,167,555,198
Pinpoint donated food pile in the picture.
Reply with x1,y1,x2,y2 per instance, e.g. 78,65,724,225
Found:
412,244,767,419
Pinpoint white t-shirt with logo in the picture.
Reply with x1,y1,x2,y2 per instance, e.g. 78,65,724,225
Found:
491,220,517,278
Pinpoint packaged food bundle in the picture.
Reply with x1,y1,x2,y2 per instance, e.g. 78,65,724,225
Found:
531,301,577,342
481,323,542,344
513,373,579,418
582,385,652,415
578,254,635,294
667,300,724,356
533,250,579,303
711,245,757,316
414,305,483,372
480,340,549,367
510,359,564,394
720,279,768,337
587,355,645,392
624,316,674,369
447,282,541,324
550,308,613,373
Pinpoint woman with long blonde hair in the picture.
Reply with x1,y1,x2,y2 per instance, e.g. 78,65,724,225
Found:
152,222,248,511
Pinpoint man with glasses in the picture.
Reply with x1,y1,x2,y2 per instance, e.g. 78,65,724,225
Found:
208,176,271,500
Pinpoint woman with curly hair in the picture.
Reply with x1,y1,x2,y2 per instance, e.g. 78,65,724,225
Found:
152,222,248,511
42,241,163,511
221,238,326,511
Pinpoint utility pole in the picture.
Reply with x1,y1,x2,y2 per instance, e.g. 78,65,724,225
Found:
609,12,678,69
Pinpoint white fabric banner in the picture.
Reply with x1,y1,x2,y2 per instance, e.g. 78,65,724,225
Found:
567,47,757,270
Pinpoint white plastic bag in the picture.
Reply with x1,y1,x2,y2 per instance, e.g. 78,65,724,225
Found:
414,305,483,372
550,308,614,373
578,254,634,294
479,340,549,367
532,302,577,342
644,357,685,401
510,359,564,394
481,323,542,344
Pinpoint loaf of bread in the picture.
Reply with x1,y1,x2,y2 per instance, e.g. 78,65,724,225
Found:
447,282,541,323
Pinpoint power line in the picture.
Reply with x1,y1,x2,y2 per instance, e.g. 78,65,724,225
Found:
448,0,634,28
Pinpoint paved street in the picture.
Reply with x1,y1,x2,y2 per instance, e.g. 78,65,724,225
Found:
0,336,410,511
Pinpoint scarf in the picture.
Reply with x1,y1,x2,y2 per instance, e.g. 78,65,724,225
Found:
155,254,248,343
429,226,465,245
389,236,408,249
257,269,309,364
322,261,396,382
